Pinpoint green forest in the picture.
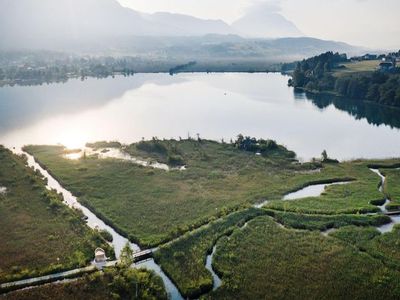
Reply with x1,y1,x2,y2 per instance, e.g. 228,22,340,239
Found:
288,52,400,107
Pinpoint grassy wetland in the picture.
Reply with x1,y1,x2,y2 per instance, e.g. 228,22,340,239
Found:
2,267,167,300
209,217,400,300
0,146,112,284
20,137,400,299
24,138,331,247
381,168,400,210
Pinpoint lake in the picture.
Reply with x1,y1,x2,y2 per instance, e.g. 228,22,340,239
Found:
1,72,400,161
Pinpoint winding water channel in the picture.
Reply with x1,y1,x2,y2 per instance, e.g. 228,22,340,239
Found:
370,168,400,233
205,246,222,291
283,181,352,200
7,149,399,298
18,149,184,300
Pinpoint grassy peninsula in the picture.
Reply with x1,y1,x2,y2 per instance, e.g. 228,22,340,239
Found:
24,137,320,247
22,137,400,299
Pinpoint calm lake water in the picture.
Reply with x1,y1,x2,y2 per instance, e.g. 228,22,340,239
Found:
1,72,400,161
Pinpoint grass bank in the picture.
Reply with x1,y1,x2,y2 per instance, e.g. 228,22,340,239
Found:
209,216,400,299
154,208,266,299
0,146,112,284
2,267,166,300
24,139,342,247
266,161,387,214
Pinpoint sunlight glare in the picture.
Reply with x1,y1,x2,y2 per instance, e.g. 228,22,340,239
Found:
59,130,88,150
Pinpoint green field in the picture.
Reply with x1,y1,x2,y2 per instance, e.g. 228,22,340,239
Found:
0,146,113,284
334,60,380,77
2,267,166,300
266,161,390,214
23,141,399,246
155,208,391,298
264,209,390,230
154,208,267,298
24,139,357,247
22,139,400,298
382,168,400,210
209,216,400,299
331,225,400,269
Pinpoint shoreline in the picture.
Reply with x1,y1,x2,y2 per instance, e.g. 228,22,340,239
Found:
294,86,400,111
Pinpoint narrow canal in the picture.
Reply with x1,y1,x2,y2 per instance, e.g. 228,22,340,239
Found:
20,149,184,300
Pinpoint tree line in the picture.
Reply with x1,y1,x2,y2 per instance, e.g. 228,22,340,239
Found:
288,52,400,108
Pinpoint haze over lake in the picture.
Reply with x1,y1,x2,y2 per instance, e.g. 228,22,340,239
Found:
1,72,399,161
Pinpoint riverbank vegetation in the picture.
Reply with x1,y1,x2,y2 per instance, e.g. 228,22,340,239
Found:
266,161,387,214
24,138,332,247
331,225,400,270
24,140,400,248
14,139,400,299
0,146,112,284
288,51,400,108
2,267,166,300
209,216,400,299
154,208,266,299
264,210,390,230
155,207,391,298
381,168,400,210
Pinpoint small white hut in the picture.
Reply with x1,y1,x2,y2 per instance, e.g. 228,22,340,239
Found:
94,248,107,263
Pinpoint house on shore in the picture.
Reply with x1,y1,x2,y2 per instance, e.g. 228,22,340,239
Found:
379,56,397,72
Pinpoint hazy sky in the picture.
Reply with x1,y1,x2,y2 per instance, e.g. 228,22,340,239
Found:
118,0,400,49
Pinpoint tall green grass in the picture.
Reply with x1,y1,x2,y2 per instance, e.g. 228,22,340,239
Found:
0,146,112,284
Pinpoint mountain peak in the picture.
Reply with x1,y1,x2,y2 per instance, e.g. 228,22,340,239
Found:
232,7,303,38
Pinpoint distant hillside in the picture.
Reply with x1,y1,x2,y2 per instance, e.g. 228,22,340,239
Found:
0,0,365,62
289,51,400,108
0,0,235,50
144,12,235,36
232,10,302,38
73,36,363,62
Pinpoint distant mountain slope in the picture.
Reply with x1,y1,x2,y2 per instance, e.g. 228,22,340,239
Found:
0,0,235,50
0,0,364,60
144,12,235,36
232,11,303,38
60,35,363,62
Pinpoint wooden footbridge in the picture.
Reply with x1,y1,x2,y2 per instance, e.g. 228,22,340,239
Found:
384,210,400,216
133,249,153,263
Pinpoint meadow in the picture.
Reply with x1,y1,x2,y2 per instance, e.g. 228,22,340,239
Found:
264,209,390,230
334,60,380,77
2,267,166,300
0,146,112,284
381,168,400,210
154,208,267,298
209,216,400,300
22,139,400,299
331,225,400,270
24,139,356,247
266,161,389,214
24,141,400,247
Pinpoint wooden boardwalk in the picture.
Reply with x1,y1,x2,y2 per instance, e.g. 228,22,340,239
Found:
0,252,153,294
133,250,153,263
0,265,97,293
384,211,400,216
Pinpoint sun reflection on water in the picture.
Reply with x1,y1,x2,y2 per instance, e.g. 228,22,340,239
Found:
58,130,89,150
